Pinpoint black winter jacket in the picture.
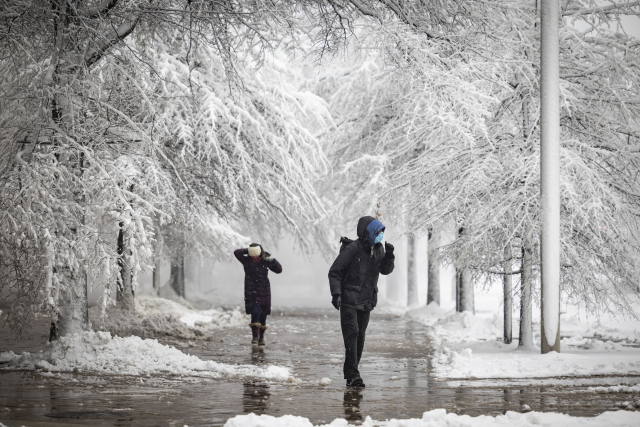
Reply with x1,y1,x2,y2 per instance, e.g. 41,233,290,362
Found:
234,248,282,315
328,216,395,311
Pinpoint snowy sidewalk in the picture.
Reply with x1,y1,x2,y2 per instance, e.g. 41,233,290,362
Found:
1,308,639,426
406,300,640,382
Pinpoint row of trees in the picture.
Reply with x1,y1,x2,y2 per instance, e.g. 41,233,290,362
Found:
2,0,639,347
0,0,349,336
314,0,640,348
1,0,488,337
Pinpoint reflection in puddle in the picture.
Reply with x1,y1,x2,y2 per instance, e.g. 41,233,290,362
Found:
250,345,266,364
343,389,363,422
243,382,270,414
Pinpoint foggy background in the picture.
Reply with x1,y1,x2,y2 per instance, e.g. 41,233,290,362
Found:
132,230,457,311
89,14,639,313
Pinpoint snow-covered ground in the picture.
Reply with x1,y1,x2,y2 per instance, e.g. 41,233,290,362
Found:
0,292,296,381
0,330,293,382
89,289,250,339
222,409,640,427
406,289,640,382
135,291,248,328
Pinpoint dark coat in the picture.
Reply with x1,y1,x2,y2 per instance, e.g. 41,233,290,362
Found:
234,248,282,315
328,216,395,311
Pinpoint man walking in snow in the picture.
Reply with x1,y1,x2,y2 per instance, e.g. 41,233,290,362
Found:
328,216,395,388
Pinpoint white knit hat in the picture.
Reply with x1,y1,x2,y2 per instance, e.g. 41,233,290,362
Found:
248,246,261,257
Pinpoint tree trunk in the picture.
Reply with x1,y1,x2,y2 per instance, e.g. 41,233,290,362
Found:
407,234,419,307
460,269,474,313
170,255,185,298
456,269,461,312
50,146,89,340
153,259,161,296
152,218,163,296
456,269,473,312
540,0,561,354
456,227,474,313
456,227,462,312
116,223,135,312
503,245,513,344
519,239,534,349
427,228,440,305
46,0,142,339
51,272,89,340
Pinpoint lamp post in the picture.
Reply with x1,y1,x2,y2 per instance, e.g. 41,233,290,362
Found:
540,0,561,353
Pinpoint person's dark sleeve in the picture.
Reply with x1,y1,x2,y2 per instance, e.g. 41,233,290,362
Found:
234,248,248,264
268,258,282,274
380,249,394,275
328,243,358,296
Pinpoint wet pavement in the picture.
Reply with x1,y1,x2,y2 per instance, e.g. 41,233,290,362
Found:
1,308,640,426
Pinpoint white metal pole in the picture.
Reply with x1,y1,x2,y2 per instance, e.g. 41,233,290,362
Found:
540,0,561,353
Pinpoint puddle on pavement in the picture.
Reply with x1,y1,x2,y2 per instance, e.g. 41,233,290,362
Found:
1,309,639,426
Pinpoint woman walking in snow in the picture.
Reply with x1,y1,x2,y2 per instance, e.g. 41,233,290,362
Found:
234,244,282,346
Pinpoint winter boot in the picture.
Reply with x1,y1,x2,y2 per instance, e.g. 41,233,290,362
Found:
346,376,365,388
250,323,260,344
258,325,268,346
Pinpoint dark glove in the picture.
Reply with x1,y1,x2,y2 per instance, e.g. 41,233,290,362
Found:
331,295,341,310
385,242,394,256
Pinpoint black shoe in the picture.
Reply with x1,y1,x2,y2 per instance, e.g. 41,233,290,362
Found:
346,377,365,388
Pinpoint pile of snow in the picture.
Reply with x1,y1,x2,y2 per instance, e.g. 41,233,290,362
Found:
375,296,409,316
156,283,197,309
319,377,332,386
588,384,640,393
409,303,502,344
136,293,247,329
561,336,625,351
561,307,640,343
433,345,640,379
0,331,290,381
407,302,640,380
223,409,640,427
135,293,197,318
90,292,248,339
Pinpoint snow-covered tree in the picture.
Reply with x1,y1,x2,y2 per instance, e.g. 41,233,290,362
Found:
2,0,492,337
0,0,342,337
316,1,640,341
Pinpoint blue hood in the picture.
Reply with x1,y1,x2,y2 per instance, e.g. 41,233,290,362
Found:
364,219,385,249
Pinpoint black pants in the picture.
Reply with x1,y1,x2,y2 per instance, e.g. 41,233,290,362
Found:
340,306,370,380
249,303,267,326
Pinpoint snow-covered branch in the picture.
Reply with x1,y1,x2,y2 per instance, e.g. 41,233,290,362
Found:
563,0,640,16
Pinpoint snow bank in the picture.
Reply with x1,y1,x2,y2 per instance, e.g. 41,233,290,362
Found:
136,293,248,328
560,309,640,344
408,303,502,344
90,293,249,339
407,303,640,380
434,345,640,379
375,296,409,316
588,385,640,394
0,330,290,381
135,293,197,318
223,409,640,427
